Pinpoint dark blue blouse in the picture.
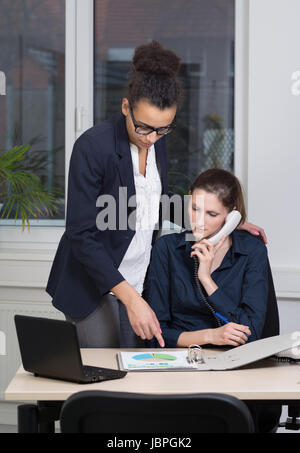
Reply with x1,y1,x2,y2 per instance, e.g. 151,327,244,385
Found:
144,230,268,347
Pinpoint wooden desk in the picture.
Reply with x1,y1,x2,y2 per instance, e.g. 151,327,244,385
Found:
5,348,300,432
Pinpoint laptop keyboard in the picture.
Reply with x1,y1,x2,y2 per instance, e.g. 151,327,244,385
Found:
83,365,119,378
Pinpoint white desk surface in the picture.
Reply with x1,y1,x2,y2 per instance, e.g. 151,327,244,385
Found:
4,348,300,402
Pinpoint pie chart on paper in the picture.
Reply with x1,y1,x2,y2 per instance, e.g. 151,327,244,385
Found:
132,353,177,362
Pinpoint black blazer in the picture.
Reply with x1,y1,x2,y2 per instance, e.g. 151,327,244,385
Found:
46,113,168,319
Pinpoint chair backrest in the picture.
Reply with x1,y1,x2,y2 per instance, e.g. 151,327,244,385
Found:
260,258,280,338
235,232,280,340
60,391,255,433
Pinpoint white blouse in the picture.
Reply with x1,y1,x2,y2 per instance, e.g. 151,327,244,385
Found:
118,143,162,295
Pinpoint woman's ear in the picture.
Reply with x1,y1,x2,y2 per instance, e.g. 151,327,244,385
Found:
121,98,129,116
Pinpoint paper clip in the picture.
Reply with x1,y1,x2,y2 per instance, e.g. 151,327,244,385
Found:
187,344,205,364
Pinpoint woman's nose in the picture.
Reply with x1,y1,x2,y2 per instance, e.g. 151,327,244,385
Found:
147,131,158,143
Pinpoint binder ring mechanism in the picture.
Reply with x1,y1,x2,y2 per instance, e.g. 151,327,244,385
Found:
187,344,205,365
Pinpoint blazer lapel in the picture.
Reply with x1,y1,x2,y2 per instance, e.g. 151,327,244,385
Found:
154,136,168,195
115,114,136,208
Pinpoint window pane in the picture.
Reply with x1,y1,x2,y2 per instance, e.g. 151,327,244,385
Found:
94,0,234,196
0,0,65,223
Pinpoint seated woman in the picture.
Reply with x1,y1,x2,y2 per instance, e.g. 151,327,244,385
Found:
144,168,268,348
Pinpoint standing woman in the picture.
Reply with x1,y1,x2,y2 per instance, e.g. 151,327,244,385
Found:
46,41,266,348
46,41,180,348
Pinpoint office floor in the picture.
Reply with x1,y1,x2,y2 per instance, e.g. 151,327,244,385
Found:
0,425,17,433
0,424,61,433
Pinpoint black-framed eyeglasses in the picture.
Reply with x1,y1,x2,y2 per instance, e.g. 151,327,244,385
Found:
129,104,176,136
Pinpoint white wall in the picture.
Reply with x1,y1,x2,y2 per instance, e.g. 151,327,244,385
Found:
247,0,300,327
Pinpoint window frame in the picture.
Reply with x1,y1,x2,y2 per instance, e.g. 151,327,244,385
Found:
234,0,249,208
0,0,94,250
0,0,247,252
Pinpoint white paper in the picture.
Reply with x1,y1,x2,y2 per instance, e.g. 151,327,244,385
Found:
119,350,198,371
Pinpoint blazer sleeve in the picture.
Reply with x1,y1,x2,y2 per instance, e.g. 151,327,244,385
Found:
144,237,185,348
65,133,125,295
207,243,269,341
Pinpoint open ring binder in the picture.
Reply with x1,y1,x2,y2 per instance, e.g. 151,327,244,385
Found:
117,332,300,372
187,344,204,365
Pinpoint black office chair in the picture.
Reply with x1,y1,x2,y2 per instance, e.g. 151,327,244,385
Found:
260,254,300,432
261,258,280,339
60,391,255,433
245,239,282,432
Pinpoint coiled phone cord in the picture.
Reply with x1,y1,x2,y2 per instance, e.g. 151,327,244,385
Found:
192,255,222,328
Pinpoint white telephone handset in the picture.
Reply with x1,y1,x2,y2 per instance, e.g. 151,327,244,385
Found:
207,210,242,246
275,347,300,362
192,210,242,326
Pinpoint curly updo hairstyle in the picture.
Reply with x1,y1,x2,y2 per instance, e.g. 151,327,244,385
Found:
127,41,182,110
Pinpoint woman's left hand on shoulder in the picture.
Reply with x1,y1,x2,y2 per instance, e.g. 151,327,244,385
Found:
237,221,267,244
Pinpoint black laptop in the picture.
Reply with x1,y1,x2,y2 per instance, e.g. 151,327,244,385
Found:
14,315,127,384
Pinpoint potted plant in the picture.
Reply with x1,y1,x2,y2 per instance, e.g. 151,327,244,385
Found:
0,144,60,231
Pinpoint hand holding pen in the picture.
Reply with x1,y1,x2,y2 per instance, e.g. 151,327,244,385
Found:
209,313,251,347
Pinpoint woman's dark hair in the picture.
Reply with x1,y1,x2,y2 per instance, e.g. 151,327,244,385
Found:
190,168,247,225
127,41,182,109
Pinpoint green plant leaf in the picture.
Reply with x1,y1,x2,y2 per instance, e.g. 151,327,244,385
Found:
0,144,62,229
